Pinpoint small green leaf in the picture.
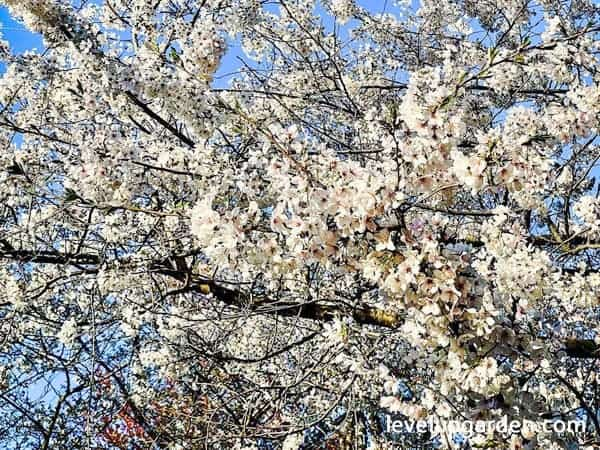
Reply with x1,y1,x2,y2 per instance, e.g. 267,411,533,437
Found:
63,187,81,203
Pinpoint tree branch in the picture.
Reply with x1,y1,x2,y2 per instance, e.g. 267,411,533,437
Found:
2,247,599,357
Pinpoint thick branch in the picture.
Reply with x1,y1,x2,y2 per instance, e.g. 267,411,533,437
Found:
1,247,599,357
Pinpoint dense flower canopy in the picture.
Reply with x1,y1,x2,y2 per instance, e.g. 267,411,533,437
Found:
0,0,600,448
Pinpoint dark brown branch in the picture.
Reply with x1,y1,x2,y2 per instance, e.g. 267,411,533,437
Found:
2,247,600,357
563,339,600,358
125,92,195,148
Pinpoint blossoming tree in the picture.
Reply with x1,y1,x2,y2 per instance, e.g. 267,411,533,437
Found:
0,0,600,448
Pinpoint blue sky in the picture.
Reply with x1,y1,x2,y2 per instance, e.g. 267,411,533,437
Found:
0,6,42,57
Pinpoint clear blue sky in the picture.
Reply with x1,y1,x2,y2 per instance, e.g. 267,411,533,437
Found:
0,6,42,57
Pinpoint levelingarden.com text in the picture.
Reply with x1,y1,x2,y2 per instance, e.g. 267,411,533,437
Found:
386,415,586,436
